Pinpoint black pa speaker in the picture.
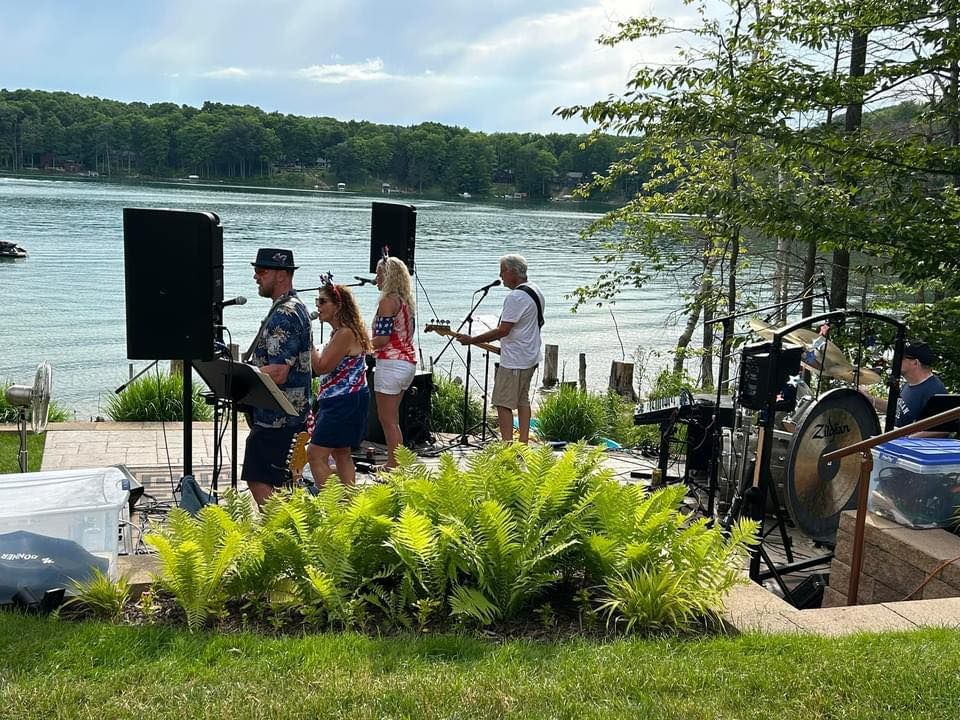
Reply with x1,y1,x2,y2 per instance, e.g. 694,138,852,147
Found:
737,341,802,411
369,202,416,274
123,208,224,360
367,370,433,447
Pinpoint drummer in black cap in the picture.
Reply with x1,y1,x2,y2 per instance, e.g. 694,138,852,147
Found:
894,340,947,430
241,248,313,506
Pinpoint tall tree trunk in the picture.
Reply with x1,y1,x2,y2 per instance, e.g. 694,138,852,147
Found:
802,238,817,317
674,251,720,377
831,30,868,310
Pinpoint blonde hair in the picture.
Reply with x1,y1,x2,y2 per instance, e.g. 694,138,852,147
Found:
319,284,373,353
377,256,416,315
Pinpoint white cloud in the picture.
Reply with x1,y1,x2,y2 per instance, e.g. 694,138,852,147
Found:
202,67,251,80
296,58,393,84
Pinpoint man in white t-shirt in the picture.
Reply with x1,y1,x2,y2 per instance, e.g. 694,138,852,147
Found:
457,254,545,443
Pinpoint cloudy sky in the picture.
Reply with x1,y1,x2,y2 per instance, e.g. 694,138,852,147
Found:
0,0,694,132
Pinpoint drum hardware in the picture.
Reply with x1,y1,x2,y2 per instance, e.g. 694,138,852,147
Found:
708,308,905,606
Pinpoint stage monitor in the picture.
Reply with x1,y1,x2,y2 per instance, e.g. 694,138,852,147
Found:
369,202,416,274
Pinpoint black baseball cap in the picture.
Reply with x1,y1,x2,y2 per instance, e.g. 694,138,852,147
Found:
904,340,935,366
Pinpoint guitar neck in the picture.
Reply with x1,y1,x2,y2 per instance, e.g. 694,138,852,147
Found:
425,326,500,355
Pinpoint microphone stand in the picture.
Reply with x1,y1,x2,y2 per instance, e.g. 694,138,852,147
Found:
428,285,496,452
457,290,488,447
115,359,160,394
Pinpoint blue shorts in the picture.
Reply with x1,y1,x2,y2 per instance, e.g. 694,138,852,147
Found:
311,386,370,449
242,424,302,488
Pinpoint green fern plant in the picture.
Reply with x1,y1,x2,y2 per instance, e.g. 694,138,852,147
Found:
144,504,248,630
60,568,131,622
582,482,758,632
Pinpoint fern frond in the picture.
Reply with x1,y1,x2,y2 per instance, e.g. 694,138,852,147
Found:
449,584,499,625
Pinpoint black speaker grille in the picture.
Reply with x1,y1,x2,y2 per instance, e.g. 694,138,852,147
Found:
369,202,416,274
123,208,223,360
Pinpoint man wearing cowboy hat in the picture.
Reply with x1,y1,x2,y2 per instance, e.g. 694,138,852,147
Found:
242,248,313,506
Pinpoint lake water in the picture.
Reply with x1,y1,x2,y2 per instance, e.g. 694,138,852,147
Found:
0,177,688,418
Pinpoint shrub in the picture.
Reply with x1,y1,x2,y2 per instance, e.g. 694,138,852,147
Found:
431,373,482,433
535,386,607,443
106,371,213,422
0,380,71,424
145,443,757,635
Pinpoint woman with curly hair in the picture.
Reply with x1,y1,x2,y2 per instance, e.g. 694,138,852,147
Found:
308,281,372,486
371,256,417,469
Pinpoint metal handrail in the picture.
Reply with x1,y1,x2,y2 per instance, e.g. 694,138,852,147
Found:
822,405,960,605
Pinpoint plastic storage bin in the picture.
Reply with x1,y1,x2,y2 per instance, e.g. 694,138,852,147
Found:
869,439,960,529
0,466,129,577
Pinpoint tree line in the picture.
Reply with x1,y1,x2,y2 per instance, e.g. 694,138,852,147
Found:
0,89,638,199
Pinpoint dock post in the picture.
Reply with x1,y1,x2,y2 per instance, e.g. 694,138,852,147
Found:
608,360,637,401
542,344,559,389
579,353,587,391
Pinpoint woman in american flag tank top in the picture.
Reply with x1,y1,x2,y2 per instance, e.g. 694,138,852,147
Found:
372,256,417,470
308,281,371,487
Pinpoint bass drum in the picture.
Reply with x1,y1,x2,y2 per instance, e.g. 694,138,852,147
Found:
784,388,880,544
718,427,793,511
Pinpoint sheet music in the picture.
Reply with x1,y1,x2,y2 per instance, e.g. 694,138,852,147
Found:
247,364,298,415
473,314,499,333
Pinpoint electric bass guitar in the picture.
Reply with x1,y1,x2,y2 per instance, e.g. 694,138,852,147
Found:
285,431,311,488
424,321,500,355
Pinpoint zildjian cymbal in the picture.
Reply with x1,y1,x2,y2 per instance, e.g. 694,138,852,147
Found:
783,388,881,544
749,317,882,385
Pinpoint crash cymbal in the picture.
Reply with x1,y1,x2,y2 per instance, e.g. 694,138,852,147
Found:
750,317,881,385
783,388,880,543
801,360,882,385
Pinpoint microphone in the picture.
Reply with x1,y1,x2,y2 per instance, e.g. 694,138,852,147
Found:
475,279,501,293
354,276,376,286
309,310,319,320
219,295,247,308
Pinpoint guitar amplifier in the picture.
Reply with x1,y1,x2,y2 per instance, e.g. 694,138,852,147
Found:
367,369,433,447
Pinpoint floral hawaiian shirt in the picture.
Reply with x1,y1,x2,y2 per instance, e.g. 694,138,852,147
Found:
249,291,312,428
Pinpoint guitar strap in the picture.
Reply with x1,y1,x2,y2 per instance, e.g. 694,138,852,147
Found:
242,294,291,363
516,284,544,328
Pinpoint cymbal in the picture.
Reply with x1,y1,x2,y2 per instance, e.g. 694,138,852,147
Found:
783,388,881,543
750,317,881,385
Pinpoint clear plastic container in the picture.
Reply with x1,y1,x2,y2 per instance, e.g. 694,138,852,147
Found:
869,439,960,529
0,467,129,577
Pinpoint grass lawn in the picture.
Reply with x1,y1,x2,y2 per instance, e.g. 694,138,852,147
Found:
1,613,959,719
0,431,44,473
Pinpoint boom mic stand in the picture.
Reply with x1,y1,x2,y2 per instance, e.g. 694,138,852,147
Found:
430,283,497,451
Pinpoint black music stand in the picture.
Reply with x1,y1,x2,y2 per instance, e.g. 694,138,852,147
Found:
194,359,297,499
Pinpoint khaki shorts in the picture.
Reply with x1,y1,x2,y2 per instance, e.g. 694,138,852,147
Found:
491,365,537,410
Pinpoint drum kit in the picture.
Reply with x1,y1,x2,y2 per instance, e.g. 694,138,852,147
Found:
717,317,885,545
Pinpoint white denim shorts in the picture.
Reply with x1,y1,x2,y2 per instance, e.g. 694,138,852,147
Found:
374,359,416,395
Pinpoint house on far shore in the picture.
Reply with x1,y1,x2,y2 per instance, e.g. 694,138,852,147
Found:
382,182,390,194
337,182,346,191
